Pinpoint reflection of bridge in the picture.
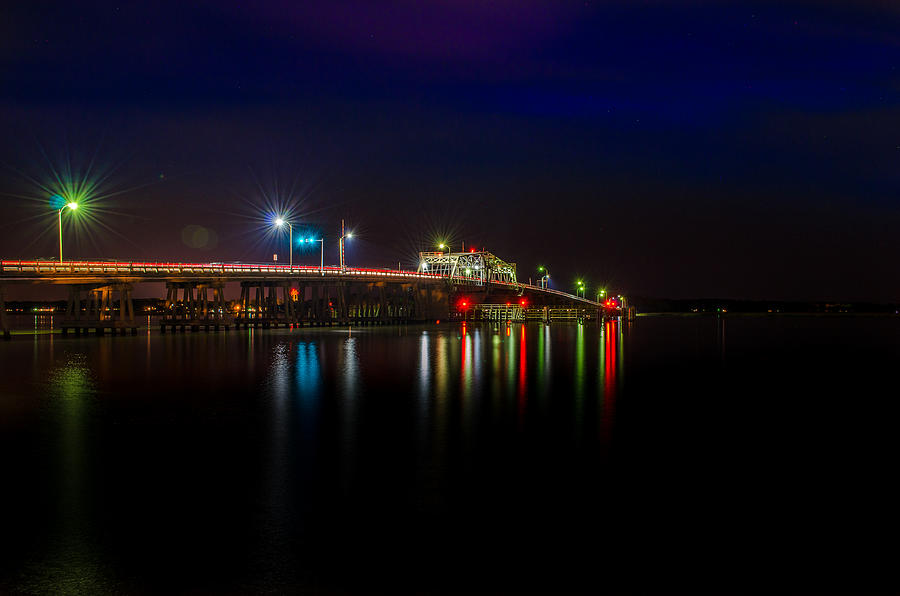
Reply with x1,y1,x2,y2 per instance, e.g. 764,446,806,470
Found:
0,259,617,338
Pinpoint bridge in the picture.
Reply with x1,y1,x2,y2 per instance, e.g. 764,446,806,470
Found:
0,253,619,338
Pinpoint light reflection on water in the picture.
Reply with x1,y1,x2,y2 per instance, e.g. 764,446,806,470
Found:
601,318,622,443
18,353,115,594
1,321,625,592
338,335,360,494
3,317,900,591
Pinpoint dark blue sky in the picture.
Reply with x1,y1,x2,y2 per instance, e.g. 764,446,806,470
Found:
1,1,898,300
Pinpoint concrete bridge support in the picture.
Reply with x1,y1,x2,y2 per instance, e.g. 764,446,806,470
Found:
269,281,440,326
334,283,349,324
236,281,295,328
61,283,137,335
162,281,232,332
0,285,9,340
414,282,450,322
195,283,228,321
338,282,416,325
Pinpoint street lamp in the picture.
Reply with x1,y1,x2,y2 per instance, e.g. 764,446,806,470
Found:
576,280,585,298
438,242,451,278
339,219,352,272
274,217,292,268
299,237,325,276
537,266,550,290
597,288,606,302
58,200,78,263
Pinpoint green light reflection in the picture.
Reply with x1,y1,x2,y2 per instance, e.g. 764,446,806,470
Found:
574,323,585,437
18,354,114,594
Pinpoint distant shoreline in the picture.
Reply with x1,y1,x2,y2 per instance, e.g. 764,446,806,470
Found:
637,311,900,317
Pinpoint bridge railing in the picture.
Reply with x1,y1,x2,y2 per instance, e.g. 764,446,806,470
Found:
0,260,451,279
488,278,602,306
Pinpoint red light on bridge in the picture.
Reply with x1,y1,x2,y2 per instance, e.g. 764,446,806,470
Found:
461,301,468,307
520,300,526,306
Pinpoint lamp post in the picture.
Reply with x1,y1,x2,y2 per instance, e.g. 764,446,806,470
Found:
274,217,292,268
58,201,78,263
537,266,550,289
597,288,606,302
438,242,451,278
339,219,353,272
576,280,585,298
300,237,324,276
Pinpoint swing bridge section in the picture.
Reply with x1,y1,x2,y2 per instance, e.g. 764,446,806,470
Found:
417,250,518,285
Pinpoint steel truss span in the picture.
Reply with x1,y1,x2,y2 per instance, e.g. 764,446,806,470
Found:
417,250,517,285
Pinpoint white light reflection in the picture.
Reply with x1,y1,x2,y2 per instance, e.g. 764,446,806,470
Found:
418,331,431,403
339,336,361,495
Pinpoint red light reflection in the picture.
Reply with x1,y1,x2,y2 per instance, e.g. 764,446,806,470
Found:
601,319,618,443
518,324,527,424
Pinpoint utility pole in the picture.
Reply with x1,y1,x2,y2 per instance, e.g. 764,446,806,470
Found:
340,219,345,271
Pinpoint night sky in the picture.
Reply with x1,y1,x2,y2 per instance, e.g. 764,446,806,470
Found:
1,1,898,301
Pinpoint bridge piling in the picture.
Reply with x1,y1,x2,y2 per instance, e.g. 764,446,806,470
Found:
58,283,137,336
163,281,233,332
1,285,9,340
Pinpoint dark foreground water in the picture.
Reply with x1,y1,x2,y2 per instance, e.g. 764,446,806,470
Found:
1,316,899,593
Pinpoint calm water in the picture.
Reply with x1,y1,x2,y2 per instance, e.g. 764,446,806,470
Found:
1,316,899,593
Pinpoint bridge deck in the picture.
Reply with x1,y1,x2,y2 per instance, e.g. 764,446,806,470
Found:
0,260,602,307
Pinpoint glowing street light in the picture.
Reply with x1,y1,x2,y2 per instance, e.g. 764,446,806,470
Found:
576,280,585,298
57,200,78,263
537,266,550,290
274,217,293,268
299,236,325,276
438,242,451,278
596,288,607,302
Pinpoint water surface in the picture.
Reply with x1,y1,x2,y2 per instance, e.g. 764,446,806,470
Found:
1,317,898,592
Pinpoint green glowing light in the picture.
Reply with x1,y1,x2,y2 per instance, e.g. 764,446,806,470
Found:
66,202,78,210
